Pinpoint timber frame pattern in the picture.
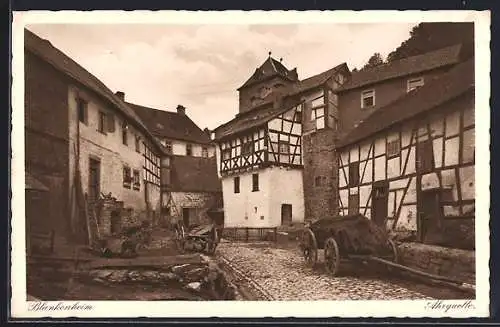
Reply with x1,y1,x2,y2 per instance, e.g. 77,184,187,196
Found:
219,104,303,176
337,92,475,238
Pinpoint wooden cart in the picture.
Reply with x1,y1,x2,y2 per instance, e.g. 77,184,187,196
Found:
299,214,398,276
174,223,219,255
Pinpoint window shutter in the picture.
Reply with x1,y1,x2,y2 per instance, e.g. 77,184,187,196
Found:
107,113,115,132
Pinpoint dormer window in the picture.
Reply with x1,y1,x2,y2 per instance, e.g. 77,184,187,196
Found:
361,89,375,108
407,77,424,92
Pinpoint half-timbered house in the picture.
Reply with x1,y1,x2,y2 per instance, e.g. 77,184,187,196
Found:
336,58,475,250
25,29,164,252
128,100,222,228
214,55,349,227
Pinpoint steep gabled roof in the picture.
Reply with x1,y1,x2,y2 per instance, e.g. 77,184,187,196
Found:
215,63,347,140
169,155,222,193
336,44,463,92
238,56,298,90
127,102,211,144
338,58,474,148
24,29,164,154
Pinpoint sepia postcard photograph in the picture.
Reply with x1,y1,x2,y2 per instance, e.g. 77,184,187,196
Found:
10,10,491,319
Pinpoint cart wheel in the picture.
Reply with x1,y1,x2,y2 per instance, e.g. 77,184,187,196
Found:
175,224,186,253
324,237,340,276
301,228,318,267
388,239,399,264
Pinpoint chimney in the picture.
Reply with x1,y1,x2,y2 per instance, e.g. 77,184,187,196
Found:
203,127,211,137
176,105,186,115
115,91,125,101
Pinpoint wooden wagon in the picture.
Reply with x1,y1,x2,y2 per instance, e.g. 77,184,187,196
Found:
174,223,219,255
299,214,398,276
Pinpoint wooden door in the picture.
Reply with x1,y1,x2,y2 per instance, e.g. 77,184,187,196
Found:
281,204,292,225
182,208,190,228
418,189,442,243
417,139,434,173
372,182,389,227
88,158,100,204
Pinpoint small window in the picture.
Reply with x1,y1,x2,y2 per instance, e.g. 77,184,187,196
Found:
122,122,128,145
135,136,141,153
97,111,106,134
294,110,302,123
132,169,140,190
278,141,290,154
234,176,240,194
186,143,192,156
348,162,360,187
311,96,324,108
361,89,375,108
77,98,88,124
387,138,401,158
123,166,131,188
407,77,424,92
202,147,208,158
222,149,231,160
242,142,253,155
252,173,259,192
164,140,172,154
311,107,325,130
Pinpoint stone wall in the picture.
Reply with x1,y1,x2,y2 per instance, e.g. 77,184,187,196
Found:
397,242,475,285
302,128,338,221
84,255,241,300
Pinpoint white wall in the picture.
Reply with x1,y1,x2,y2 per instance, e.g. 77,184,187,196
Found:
222,167,304,227
170,139,215,157
337,99,475,232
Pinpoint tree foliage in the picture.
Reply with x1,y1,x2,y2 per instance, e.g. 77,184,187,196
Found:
360,52,384,71
387,22,474,62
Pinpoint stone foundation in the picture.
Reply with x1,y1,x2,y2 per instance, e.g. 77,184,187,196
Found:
397,242,475,285
83,255,241,300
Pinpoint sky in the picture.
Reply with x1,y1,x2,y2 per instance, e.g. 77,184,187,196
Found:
27,23,416,130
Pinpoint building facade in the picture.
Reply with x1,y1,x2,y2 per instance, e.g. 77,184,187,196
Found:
128,101,221,228
25,29,164,251
336,59,474,250
214,55,349,227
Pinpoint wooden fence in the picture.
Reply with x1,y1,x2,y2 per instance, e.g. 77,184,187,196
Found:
218,227,278,242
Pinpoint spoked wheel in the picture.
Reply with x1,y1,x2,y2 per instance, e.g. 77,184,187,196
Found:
175,224,186,253
324,237,341,276
301,228,318,267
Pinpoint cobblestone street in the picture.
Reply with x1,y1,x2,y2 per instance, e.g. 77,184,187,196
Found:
217,241,436,301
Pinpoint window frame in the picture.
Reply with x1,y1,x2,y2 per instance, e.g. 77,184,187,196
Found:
135,136,141,153
407,77,424,93
123,166,132,188
387,138,401,159
97,111,107,134
234,176,240,194
241,141,253,155
360,89,375,109
186,143,193,156
77,98,88,124
132,169,141,190
252,173,259,192
348,161,360,187
202,147,209,158
122,122,128,145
